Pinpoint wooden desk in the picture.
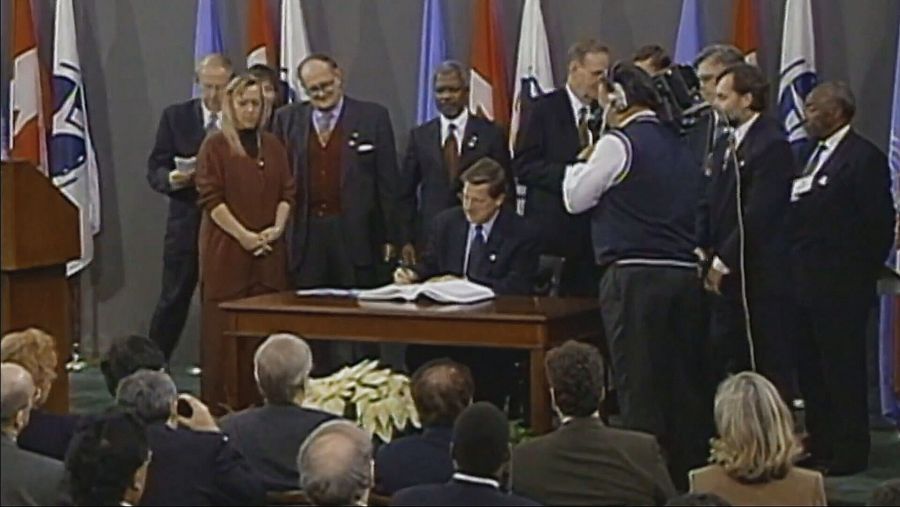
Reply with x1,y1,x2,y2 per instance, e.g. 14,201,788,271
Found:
214,293,602,433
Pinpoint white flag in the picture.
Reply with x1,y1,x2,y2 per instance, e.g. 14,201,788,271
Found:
778,0,818,144
51,0,101,276
509,0,554,151
280,0,312,102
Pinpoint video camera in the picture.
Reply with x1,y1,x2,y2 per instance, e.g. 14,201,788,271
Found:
651,64,708,135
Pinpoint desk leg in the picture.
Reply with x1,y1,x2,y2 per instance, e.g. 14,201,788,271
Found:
530,347,551,433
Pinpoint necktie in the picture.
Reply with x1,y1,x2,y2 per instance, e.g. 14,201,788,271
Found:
316,111,334,146
801,143,827,176
467,224,487,281
444,124,461,183
577,107,590,149
205,112,219,133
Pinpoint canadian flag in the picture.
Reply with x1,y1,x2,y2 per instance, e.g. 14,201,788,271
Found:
247,0,277,68
733,0,760,65
469,0,510,129
9,0,49,173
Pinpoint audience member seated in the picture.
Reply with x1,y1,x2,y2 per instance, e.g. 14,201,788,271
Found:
689,372,826,506
100,335,167,397
219,333,336,491
392,402,539,506
666,492,732,506
375,359,473,495
297,420,375,506
116,369,265,506
510,340,675,506
868,478,900,507
0,362,66,506
1,328,80,460
65,409,151,506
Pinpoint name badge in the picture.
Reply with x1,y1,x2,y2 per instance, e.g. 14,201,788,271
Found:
791,175,814,202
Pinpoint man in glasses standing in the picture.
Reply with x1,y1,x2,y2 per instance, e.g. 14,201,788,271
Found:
272,54,400,373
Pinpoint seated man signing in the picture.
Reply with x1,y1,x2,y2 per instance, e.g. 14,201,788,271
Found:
393,157,539,296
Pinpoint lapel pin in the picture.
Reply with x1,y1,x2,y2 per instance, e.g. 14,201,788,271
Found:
818,174,828,186
489,253,497,262
466,135,478,150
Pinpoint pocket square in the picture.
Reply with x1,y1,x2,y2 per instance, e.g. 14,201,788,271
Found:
357,143,375,153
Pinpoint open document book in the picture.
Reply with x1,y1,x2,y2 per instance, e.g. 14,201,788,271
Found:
357,279,495,304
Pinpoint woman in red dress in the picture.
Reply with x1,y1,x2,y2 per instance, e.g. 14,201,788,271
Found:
195,74,296,408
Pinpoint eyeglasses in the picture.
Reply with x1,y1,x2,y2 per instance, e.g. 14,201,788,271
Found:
304,80,337,96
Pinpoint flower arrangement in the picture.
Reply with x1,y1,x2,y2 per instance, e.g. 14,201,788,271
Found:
303,359,420,442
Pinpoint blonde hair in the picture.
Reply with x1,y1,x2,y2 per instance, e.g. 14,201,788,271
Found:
1,328,58,406
221,74,270,157
709,371,802,483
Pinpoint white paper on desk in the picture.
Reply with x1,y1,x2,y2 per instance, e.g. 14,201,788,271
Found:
296,288,360,297
358,279,495,304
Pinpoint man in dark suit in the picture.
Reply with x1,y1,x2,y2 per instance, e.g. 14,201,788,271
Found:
511,341,676,505
146,53,231,360
272,53,399,290
395,158,539,406
513,39,610,296
397,60,510,265
392,402,539,507
686,45,746,167
220,334,337,491
375,359,473,495
697,64,796,398
116,370,265,506
789,82,895,475
273,54,399,372
1,363,67,507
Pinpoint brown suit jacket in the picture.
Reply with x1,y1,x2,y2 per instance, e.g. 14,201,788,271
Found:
510,417,676,506
690,464,826,506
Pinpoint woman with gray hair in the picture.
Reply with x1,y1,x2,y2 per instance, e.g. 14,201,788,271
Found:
115,370,265,505
689,372,826,506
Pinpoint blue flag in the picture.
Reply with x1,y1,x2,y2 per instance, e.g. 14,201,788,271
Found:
415,0,447,125
879,30,900,422
674,0,703,64
193,0,224,97
778,0,818,145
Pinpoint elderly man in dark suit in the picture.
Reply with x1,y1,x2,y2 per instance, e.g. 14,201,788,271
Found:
397,60,511,265
789,82,895,475
510,341,675,506
697,64,797,399
392,402,539,507
1,363,67,507
115,370,264,506
146,53,232,361
512,39,610,296
220,334,337,491
273,53,399,373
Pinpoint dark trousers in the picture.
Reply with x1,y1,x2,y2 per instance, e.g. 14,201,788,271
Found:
708,292,798,401
149,251,199,360
294,216,378,374
600,263,712,489
795,292,873,468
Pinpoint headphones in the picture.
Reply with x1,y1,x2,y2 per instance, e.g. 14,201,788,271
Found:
606,62,630,112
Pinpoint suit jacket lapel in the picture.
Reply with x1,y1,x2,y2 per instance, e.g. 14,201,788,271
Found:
816,130,854,180
554,91,580,156
459,117,481,168
339,98,358,189
295,105,313,201
191,99,206,146
451,212,469,274
425,118,444,176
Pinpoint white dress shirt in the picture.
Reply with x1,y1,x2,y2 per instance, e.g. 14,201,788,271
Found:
462,209,499,276
562,110,658,214
566,84,593,144
804,123,851,178
312,96,345,136
201,101,221,131
440,109,469,154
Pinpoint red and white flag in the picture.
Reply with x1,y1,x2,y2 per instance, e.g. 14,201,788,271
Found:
9,0,49,173
247,0,277,68
733,0,761,65
470,0,510,129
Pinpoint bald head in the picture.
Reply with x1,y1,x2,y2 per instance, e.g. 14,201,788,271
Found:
1,363,35,433
195,53,232,113
298,421,373,506
804,81,855,140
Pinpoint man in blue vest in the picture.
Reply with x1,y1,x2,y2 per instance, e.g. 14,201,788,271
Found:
562,62,710,488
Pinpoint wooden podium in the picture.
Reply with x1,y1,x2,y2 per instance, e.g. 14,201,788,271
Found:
1,160,80,413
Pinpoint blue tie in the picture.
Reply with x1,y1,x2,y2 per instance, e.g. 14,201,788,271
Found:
467,224,487,280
